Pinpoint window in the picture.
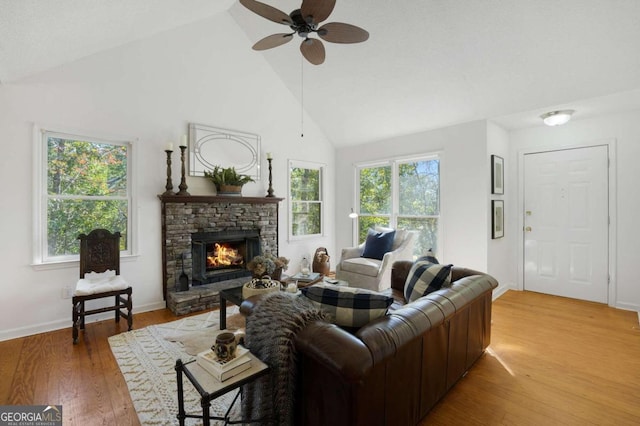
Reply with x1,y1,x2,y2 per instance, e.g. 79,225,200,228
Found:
356,155,440,257
34,127,134,264
289,160,324,239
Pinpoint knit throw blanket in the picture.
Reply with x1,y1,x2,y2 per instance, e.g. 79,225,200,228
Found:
241,292,328,425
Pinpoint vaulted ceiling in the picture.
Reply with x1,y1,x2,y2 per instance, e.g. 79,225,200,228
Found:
3,0,640,146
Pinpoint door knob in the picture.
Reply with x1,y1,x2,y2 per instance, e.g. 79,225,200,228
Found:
525,226,532,232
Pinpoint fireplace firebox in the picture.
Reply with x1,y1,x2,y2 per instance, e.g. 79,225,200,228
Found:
191,230,260,285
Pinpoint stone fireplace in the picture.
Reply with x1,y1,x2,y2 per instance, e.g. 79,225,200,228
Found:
159,194,283,315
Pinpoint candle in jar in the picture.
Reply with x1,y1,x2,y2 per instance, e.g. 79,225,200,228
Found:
266,152,273,160
165,142,174,151
287,283,297,293
180,135,187,147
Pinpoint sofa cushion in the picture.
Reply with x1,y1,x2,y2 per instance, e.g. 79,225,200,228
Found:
404,261,453,303
301,283,393,328
75,273,128,296
340,257,383,277
361,228,396,260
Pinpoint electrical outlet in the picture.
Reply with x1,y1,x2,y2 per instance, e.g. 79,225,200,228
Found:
61,286,73,299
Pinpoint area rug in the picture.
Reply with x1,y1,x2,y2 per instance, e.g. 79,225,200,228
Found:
108,308,242,425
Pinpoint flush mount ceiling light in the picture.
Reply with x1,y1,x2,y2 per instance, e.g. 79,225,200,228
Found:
541,109,575,126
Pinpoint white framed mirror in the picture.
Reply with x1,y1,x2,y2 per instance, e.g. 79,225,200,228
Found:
188,123,261,180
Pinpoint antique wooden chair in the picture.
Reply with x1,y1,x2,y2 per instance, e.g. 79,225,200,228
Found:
72,229,133,343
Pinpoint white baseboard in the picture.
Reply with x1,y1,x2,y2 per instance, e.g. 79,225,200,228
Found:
0,300,167,342
492,283,511,301
614,300,640,313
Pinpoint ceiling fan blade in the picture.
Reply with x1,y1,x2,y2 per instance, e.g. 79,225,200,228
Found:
239,0,293,25
252,33,294,50
301,0,336,24
300,38,325,65
318,22,369,43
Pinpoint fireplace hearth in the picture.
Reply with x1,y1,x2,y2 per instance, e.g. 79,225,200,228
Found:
191,230,260,285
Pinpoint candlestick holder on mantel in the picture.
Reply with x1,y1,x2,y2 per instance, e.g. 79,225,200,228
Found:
266,157,275,197
162,150,175,196
176,145,190,196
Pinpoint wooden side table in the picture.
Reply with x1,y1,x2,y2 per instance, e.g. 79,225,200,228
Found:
175,352,269,426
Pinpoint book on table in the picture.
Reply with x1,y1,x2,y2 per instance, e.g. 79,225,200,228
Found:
290,272,321,282
196,345,251,382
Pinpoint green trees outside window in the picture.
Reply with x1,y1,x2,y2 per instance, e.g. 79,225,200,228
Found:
289,161,323,238
357,157,440,257
44,134,130,259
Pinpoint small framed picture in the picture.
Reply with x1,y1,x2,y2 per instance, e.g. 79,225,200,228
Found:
491,155,504,195
492,200,504,239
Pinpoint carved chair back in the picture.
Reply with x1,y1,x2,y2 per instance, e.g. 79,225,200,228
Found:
78,229,121,278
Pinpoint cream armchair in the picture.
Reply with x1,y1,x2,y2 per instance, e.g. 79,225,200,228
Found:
336,228,415,292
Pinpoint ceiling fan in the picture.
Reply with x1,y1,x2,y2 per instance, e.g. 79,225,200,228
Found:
238,0,369,65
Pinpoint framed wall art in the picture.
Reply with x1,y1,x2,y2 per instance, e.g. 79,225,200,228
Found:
188,123,261,180
492,199,504,239
491,155,504,194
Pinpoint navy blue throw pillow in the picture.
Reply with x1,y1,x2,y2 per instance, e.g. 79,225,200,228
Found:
361,228,396,260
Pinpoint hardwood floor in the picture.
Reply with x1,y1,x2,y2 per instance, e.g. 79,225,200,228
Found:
422,290,640,425
1,290,639,425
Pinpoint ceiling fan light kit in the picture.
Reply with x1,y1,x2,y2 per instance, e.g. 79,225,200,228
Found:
239,0,369,65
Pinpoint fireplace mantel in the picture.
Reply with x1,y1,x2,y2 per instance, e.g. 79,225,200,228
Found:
159,194,283,314
158,194,284,204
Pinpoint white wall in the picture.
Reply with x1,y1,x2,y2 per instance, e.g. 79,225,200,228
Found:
335,120,490,272
0,13,336,341
505,110,640,311
486,122,514,297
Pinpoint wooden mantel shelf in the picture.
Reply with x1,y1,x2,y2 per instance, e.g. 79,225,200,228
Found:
158,194,284,204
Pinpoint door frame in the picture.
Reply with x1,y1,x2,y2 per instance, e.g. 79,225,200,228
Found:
516,139,617,306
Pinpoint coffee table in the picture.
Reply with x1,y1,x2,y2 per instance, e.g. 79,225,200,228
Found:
219,285,244,330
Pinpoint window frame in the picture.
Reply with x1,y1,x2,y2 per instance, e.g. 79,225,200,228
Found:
288,159,325,241
32,124,137,267
354,152,442,255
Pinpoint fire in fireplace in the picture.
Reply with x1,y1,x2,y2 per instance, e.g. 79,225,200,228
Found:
207,242,244,269
192,230,260,285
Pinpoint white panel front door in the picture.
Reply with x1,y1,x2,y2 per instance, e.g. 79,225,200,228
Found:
523,146,608,303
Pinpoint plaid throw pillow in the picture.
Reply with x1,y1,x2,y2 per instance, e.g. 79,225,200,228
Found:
404,260,453,303
301,283,393,328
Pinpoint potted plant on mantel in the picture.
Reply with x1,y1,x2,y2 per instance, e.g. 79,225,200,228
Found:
204,165,255,196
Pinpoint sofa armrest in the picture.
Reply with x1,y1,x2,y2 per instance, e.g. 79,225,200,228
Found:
391,261,491,293
451,267,488,282
391,260,413,292
295,321,373,383
243,297,374,382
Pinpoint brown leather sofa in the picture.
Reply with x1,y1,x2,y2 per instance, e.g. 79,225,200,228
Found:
241,260,498,425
